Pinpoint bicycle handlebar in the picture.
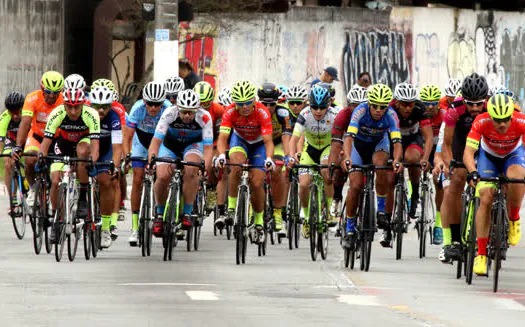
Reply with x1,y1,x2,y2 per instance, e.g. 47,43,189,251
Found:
154,156,205,172
477,176,525,184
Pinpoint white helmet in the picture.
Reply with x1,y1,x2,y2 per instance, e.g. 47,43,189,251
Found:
176,89,200,110
164,76,185,95
217,88,232,106
286,85,308,101
444,78,462,97
90,86,114,105
347,85,368,104
491,85,515,100
394,82,418,102
143,81,166,102
65,74,86,90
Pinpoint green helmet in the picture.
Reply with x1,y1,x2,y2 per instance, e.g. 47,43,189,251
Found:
419,84,442,102
92,78,116,91
231,80,256,103
367,83,393,105
193,81,215,103
487,94,513,120
41,71,64,92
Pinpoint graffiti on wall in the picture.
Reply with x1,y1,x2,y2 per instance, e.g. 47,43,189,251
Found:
414,33,442,86
342,30,410,94
305,27,326,84
500,27,525,102
447,27,476,80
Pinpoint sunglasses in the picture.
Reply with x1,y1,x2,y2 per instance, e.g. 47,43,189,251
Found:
423,101,439,107
262,102,277,107
167,94,178,100
146,101,163,107
235,100,254,107
180,109,196,115
493,116,511,124
370,103,388,110
399,101,415,107
92,103,112,110
288,100,305,106
464,100,485,107
310,104,328,111
43,89,61,95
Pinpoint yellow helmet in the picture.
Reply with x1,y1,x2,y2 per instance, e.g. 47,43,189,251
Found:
367,83,393,105
231,80,256,103
41,71,64,92
193,81,215,102
419,85,442,102
487,94,514,120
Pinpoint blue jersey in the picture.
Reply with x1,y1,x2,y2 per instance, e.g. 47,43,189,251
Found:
100,109,122,156
126,99,171,147
346,103,401,143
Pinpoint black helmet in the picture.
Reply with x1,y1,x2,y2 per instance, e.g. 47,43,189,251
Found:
5,91,25,111
257,83,280,102
461,73,488,100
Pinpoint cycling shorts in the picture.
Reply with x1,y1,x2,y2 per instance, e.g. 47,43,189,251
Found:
131,133,149,169
3,138,14,154
24,131,44,153
428,144,437,168
157,142,203,163
299,143,330,176
402,134,424,156
273,142,284,161
477,147,525,185
50,137,90,173
351,133,390,166
228,133,266,171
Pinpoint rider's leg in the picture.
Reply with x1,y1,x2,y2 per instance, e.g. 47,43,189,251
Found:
3,157,14,197
249,168,266,226
97,172,114,232
181,153,202,217
405,145,422,217
441,168,467,245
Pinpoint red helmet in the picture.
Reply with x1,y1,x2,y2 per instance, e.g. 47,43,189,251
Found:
63,88,85,105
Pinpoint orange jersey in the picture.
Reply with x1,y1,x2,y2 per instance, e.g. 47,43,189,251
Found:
466,112,525,157
22,90,64,138
207,102,224,141
439,96,451,111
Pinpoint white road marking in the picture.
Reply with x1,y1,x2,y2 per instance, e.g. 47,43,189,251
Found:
337,294,380,306
493,298,525,311
186,291,219,301
118,282,216,287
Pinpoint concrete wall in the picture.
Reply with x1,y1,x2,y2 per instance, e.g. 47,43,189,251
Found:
0,0,64,99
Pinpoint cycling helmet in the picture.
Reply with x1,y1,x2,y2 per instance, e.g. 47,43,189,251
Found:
368,84,393,104
257,83,280,102
194,81,215,103
217,88,232,107
461,73,488,100
347,85,368,104
492,85,515,100
318,82,336,98
394,82,418,102
176,89,200,110
231,80,256,102
309,85,331,107
63,88,85,105
277,85,288,102
64,74,86,90
286,85,308,101
142,81,166,102
165,76,185,95
41,71,64,92
92,78,116,91
444,78,462,97
89,86,114,105
419,85,442,102
487,94,514,120
4,91,25,111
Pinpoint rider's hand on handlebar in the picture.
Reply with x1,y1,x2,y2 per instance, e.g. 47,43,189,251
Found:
214,153,226,169
420,159,430,172
11,146,23,161
342,158,352,173
264,157,275,171
393,160,403,174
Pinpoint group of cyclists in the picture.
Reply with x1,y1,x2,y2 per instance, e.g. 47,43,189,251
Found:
2,68,524,280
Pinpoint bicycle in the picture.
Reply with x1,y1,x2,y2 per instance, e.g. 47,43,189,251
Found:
294,163,329,262
476,175,525,293
31,154,53,255
213,168,232,239
0,153,35,240
416,163,435,259
286,166,301,250
459,183,478,285
130,156,155,257
156,156,204,261
192,164,207,251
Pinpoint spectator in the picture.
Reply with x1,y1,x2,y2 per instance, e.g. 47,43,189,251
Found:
179,59,201,89
311,66,339,87
356,72,372,88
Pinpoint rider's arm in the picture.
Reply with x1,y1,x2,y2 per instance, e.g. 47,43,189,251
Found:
343,134,354,162
123,126,134,155
420,123,434,163
217,108,233,156
123,103,142,155
0,112,10,153
201,111,214,172
16,97,34,147
39,138,52,156
83,107,101,162
148,137,162,161
463,117,482,173
442,126,455,166
263,134,274,159
111,119,123,165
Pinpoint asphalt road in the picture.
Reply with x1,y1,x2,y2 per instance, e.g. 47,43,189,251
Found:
1,195,525,327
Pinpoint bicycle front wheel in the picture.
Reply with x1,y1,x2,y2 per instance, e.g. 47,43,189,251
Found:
32,180,45,255
235,187,249,265
67,219,80,262
309,185,318,262
492,203,505,293
83,223,91,260
9,173,26,240
465,198,479,285
54,185,67,262
393,185,406,260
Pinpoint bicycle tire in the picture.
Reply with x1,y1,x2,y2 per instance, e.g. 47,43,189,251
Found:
364,188,375,272
54,185,67,262
456,258,463,279
236,187,249,265
309,185,318,262
465,198,478,285
319,200,329,260
194,223,201,251
226,224,232,240
9,172,26,240
286,181,296,250
83,223,91,260
418,190,427,259
393,185,405,260
45,224,52,254
186,225,193,252
492,203,505,293
344,247,351,268
213,205,218,236
32,180,44,255
294,218,300,249
91,186,101,258
67,218,80,262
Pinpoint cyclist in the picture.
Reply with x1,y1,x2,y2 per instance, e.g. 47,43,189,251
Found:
90,86,123,245
437,73,488,263
277,85,288,106
389,83,433,221
149,89,213,233
215,80,274,243
165,76,185,105
124,82,172,244
419,84,446,244
287,85,340,237
284,84,308,165
37,87,100,244
257,83,291,236
341,84,403,248
14,71,64,204
328,85,368,218
464,94,525,275
440,78,461,110
0,92,25,198
217,88,233,109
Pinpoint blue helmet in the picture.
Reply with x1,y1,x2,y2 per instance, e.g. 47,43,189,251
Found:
309,86,331,107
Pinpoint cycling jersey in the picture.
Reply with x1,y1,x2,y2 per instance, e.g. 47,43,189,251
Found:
427,109,446,145
112,101,127,126
284,109,300,136
0,110,19,143
99,109,122,158
346,103,401,143
439,96,451,111
332,106,354,143
206,102,224,142
293,106,340,150
44,105,100,142
126,99,171,147
22,90,64,138
390,100,431,138
219,102,272,144
466,112,525,158
271,105,292,144
154,106,213,155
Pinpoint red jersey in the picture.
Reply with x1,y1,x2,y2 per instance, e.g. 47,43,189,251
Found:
112,101,126,126
207,102,224,142
429,109,445,145
439,96,450,111
466,112,525,158
219,102,272,144
332,106,353,143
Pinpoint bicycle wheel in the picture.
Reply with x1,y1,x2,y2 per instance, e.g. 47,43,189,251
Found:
492,204,505,293
9,173,26,240
32,180,45,255
91,187,100,258
309,185,318,262
465,198,479,285
54,185,67,262
44,224,52,254
319,218,329,260
364,189,375,272
236,187,249,265
213,205,218,236
67,217,80,262
140,181,152,257
83,223,91,260
226,223,232,240
194,222,202,251
393,185,405,260
186,224,194,252
294,218,300,248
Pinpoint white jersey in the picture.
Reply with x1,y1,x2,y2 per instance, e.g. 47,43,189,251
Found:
154,105,213,146
292,106,340,149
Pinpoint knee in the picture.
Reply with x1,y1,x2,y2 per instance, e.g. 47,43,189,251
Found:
3,158,13,171
349,177,364,192
132,169,144,183
77,144,90,158
184,167,198,181
51,173,60,186
250,177,264,190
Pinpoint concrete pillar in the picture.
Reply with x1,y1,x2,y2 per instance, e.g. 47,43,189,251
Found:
153,0,179,81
